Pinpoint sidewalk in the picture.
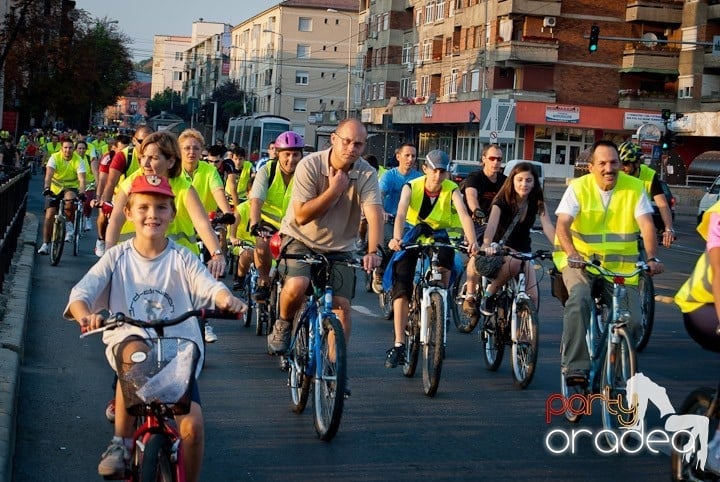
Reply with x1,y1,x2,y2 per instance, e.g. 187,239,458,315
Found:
0,211,38,481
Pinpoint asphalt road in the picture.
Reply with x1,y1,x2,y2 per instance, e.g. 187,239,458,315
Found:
11,179,718,481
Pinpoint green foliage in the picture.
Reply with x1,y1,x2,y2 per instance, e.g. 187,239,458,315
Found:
2,5,135,130
146,88,183,118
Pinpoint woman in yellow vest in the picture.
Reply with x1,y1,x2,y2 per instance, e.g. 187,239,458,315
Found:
383,149,478,368
104,131,227,280
475,162,555,316
675,201,720,474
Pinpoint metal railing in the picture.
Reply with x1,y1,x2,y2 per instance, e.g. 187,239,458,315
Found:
0,167,30,293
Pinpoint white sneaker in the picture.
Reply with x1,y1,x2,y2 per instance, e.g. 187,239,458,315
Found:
37,243,49,255
95,239,105,257
84,218,92,231
65,221,74,242
204,324,218,343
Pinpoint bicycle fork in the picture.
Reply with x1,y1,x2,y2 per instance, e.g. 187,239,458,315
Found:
420,286,448,346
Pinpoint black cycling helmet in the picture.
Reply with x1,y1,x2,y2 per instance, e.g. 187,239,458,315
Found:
618,141,643,164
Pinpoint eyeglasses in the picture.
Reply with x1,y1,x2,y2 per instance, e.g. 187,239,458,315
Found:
334,133,366,149
485,156,503,162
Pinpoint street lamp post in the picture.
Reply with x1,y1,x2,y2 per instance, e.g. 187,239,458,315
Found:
263,29,283,116
327,9,353,120
162,69,177,112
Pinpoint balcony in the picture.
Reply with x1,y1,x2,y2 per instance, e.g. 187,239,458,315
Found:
617,91,676,110
496,0,561,17
710,2,720,20
491,88,556,103
705,50,720,70
625,1,683,24
494,37,559,65
620,45,679,74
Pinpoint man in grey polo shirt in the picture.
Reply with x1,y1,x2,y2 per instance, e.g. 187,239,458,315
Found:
269,119,384,366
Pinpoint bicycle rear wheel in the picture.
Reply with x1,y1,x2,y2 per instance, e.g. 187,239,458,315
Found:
452,278,479,334
313,315,346,441
600,327,637,443
379,288,394,320
511,299,539,389
635,271,655,352
402,297,420,378
481,310,505,371
289,309,310,414
49,216,65,266
670,387,718,481
421,292,445,397
140,434,175,482
72,210,82,256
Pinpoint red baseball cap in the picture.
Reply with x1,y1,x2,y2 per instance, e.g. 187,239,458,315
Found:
129,175,174,198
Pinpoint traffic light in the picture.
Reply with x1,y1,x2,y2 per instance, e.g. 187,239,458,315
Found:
661,109,672,121
661,130,675,152
588,25,600,53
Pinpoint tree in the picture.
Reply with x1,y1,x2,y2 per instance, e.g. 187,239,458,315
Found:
1,4,134,131
146,88,183,118
210,80,251,129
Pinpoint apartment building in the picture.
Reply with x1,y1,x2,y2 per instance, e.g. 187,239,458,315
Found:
151,35,192,98
360,0,720,178
229,0,358,142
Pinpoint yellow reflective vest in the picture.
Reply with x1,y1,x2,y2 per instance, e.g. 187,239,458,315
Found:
260,161,293,230
552,173,645,285
405,177,461,230
675,201,720,313
637,164,656,196
49,152,83,194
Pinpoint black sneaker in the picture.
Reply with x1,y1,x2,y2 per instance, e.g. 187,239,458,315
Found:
479,294,496,316
385,344,406,368
253,285,270,302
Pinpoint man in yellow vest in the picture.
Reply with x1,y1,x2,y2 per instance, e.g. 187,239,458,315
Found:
618,141,675,248
249,131,303,303
38,139,86,254
554,140,663,387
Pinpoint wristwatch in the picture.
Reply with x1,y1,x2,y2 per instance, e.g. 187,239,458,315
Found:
647,257,661,263
212,249,223,257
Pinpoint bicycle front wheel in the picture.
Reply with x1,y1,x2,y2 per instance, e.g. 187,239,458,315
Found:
49,217,65,266
481,311,505,371
670,387,718,481
635,271,655,352
422,291,445,396
289,309,310,414
313,315,346,441
600,327,637,440
140,434,175,482
402,304,420,378
511,299,539,389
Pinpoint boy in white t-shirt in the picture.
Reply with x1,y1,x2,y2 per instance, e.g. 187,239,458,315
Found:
64,174,246,481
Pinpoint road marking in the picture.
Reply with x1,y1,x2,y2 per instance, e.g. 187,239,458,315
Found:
655,295,675,304
352,304,375,316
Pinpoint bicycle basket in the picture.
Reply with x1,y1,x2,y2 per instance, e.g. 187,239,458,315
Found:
113,337,200,416
549,266,569,306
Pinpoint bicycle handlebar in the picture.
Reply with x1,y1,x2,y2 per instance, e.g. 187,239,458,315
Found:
400,240,469,254
281,252,365,270
211,212,236,226
475,248,552,261
80,309,243,338
582,259,650,278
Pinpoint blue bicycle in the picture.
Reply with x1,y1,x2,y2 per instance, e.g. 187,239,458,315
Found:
282,252,362,441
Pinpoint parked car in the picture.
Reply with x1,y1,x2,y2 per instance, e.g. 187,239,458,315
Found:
697,175,720,224
449,161,479,183
652,180,676,232
503,160,545,189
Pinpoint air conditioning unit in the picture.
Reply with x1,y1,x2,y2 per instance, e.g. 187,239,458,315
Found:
407,62,414,72
543,16,556,28
370,31,378,39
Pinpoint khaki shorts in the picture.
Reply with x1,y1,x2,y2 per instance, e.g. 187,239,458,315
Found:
278,237,356,300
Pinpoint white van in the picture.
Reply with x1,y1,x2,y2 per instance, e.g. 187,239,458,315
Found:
697,175,720,224
503,160,545,189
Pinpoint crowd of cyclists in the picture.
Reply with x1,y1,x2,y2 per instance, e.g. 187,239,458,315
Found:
11,119,717,478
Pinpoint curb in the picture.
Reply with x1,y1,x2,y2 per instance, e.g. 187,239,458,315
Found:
0,212,38,482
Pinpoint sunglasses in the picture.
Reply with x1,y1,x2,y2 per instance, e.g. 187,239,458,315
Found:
486,156,503,162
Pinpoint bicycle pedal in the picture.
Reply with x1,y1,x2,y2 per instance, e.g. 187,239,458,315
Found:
279,356,290,371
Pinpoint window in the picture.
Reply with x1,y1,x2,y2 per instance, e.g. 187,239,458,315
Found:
378,82,385,100
401,78,411,97
436,1,445,20
297,44,310,58
293,98,307,112
420,75,430,96
425,2,435,24
402,42,412,64
422,39,432,61
382,13,389,30
298,17,312,32
295,71,309,85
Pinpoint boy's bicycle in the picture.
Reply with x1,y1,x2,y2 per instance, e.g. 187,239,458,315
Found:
81,309,240,482
399,238,467,397
560,259,647,441
281,252,362,441
476,249,552,389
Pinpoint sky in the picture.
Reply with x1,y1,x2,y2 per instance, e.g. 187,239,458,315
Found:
76,0,279,61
